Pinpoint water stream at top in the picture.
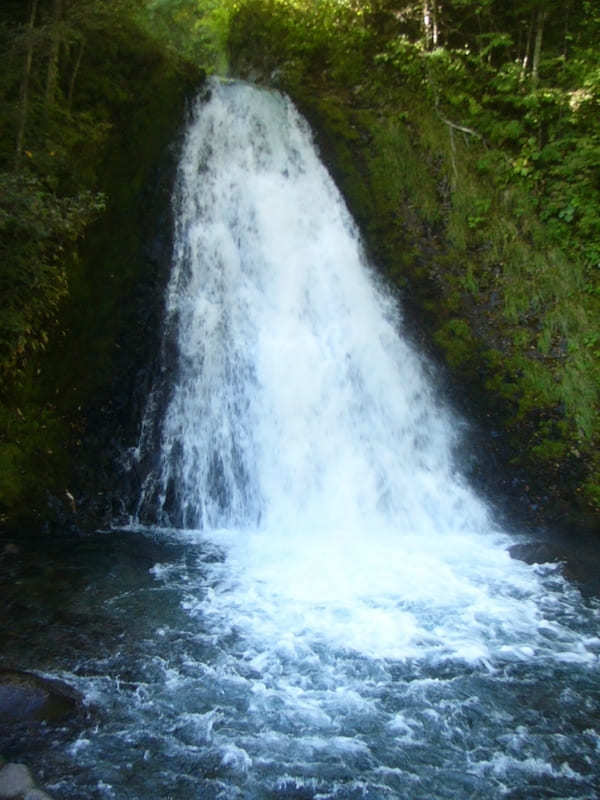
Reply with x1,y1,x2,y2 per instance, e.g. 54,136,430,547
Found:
28,80,599,799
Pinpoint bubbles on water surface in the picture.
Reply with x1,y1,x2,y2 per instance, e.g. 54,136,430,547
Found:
38,535,598,800
58,522,584,799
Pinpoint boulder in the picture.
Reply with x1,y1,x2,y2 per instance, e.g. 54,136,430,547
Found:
0,670,82,724
508,542,561,565
0,763,34,799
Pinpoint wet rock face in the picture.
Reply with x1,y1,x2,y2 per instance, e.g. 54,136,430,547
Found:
0,671,82,724
508,524,600,597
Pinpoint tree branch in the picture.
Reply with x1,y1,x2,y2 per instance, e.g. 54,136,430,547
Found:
436,112,483,140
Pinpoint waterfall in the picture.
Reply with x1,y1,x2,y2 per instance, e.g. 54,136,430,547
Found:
130,77,598,661
136,80,486,538
73,79,600,798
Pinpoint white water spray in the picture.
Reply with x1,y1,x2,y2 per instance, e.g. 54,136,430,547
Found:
140,79,486,535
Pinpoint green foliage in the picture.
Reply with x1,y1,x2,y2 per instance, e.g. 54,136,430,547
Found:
434,319,478,368
0,170,105,381
0,0,201,518
373,36,425,83
228,0,376,87
137,0,233,71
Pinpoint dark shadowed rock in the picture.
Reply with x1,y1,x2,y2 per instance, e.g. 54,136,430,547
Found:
508,542,562,565
508,529,600,596
0,671,82,724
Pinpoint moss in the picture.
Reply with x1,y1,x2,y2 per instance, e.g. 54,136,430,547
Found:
434,318,478,369
0,399,70,520
531,438,568,463
582,479,600,509
0,443,24,508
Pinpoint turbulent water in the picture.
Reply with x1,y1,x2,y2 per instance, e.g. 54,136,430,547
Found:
8,80,600,799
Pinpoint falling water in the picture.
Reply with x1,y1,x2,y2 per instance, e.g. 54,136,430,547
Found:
26,80,600,799
137,80,483,539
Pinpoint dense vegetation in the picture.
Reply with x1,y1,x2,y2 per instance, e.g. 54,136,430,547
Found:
1,0,598,525
0,0,201,520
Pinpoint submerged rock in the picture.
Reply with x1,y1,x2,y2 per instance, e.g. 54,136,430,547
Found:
24,790,54,800
0,763,34,799
508,542,561,565
0,763,55,800
0,671,82,724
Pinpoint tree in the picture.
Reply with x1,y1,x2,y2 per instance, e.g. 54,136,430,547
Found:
422,0,439,49
531,3,548,86
45,0,63,108
15,0,39,170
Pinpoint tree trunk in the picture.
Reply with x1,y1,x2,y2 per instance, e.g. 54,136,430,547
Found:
422,0,440,49
562,1,571,59
531,6,548,87
520,14,533,77
423,0,432,49
67,38,85,110
45,0,64,109
432,0,439,47
15,0,39,171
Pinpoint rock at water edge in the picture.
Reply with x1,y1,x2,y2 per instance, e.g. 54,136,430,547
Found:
0,763,35,799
